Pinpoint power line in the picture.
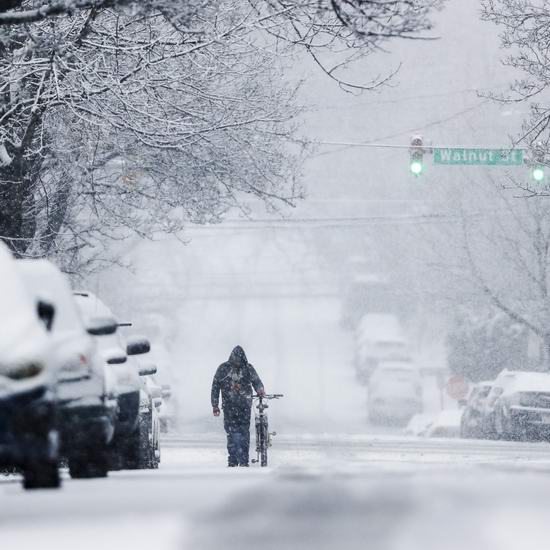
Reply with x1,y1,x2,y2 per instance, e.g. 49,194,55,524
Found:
318,83,514,111
310,141,523,150
305,100,499,156
187,212,490,230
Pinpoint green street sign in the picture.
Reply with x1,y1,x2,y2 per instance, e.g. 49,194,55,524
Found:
433,148,524,166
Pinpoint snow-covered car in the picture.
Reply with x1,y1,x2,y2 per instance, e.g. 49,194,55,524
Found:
405,413,434,437
340,274,394,330
481,370,522,438
368,361,423,425
73,292,154,470
0,243,60,489
158,384,177,433
492,371,550,440
17,260,118,478
136,361,161,469
354,313,411,383
426,409,463,438
460,381,493,439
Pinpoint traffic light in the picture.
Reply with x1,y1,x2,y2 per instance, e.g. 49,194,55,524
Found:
529,143,546,183
532,165,545,183
409,135,425,176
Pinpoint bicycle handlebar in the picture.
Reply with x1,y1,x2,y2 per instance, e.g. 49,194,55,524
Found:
253,393,284,399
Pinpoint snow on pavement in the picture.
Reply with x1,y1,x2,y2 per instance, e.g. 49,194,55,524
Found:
5,437,550,550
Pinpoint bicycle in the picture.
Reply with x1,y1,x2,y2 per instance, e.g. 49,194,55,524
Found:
251,393,283,467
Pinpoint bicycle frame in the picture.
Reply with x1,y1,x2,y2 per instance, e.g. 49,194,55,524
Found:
251,394,283,467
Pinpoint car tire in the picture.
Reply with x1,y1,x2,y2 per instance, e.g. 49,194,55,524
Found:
22,461,60,490
69,448,109,479
153,437,160,469
497,409,516,441
122,414,154,470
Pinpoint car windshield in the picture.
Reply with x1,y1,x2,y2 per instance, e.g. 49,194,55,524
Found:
74,293,114,321
478,386,492,398
376,342,407,349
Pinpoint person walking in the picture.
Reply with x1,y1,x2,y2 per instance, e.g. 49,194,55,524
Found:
211,346,265,467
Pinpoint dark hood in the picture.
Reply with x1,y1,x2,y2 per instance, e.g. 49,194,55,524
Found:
229,345,248,367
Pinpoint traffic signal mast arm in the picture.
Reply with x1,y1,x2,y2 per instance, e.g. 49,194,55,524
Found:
316,139,542,174
314,139,545,180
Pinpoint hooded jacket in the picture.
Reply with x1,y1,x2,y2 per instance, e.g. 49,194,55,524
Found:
211,346,264,411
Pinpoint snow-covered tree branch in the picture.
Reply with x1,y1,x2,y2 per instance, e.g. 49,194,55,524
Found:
482,1,550,170
0,0,444,272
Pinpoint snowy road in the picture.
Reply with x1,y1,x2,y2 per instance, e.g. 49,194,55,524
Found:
4,434,550,550
35,229,549,550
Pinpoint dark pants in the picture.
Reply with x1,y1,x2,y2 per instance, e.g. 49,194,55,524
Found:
223,406,251,466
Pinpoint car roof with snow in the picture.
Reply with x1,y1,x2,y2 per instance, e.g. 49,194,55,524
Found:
73,291,116,320
502,372,550,394
0,243,36,315
0,243,49,352
17,259,85,334
490,370,525,390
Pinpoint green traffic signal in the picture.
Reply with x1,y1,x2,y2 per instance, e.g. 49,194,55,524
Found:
532,166,545,182
410,159,423,176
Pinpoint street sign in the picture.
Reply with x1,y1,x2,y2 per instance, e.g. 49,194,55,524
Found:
433,148,524,166
446,375,469,401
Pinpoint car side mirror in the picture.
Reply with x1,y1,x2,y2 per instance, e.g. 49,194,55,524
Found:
139,363,157,376
37,300,55,331
87,316,118,336
104,348,127,365
127,336,151,356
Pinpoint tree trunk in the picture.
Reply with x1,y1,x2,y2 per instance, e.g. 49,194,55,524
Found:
0,150,41,256
38,176,71,255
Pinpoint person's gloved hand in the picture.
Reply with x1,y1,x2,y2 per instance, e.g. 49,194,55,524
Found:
257,388,266,397
213,406,220,417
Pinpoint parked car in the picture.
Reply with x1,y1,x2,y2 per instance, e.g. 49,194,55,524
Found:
368,360,423,425
493,371,550,441
136,360,161,469
355,313,411,383
73,292,153,470
426,409,462,438
481,370,521,438
460,381,493,439
405,413,434,437
158,384,177,434
340,274,394,330
17,260,118,479
0,243,60,489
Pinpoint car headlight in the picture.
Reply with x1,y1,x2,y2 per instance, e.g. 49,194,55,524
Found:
4,362,44,381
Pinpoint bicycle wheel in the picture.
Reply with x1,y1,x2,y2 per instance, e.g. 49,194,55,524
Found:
260,419,268,467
